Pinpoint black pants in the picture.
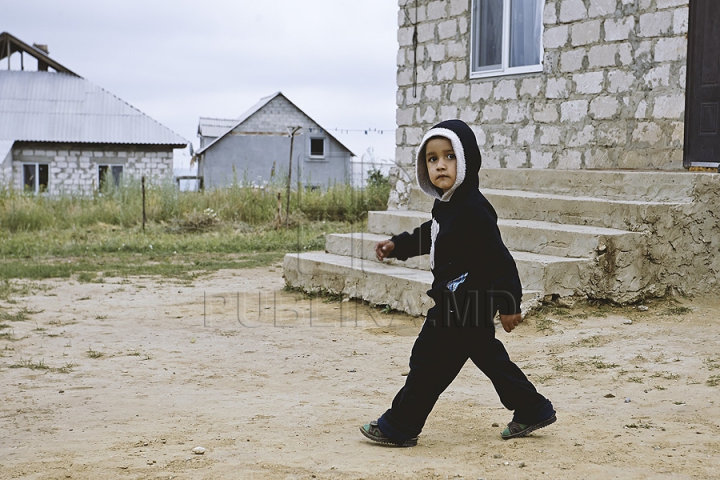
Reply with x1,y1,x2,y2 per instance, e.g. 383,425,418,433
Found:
377,319,555,442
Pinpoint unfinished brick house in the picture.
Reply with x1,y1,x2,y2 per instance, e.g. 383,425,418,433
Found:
284,0,720,311
0,32,187,194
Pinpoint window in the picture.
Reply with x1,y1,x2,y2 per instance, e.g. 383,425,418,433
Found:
23,163,48,193
98,165,123,190
309,138,325,158
471,0,544,79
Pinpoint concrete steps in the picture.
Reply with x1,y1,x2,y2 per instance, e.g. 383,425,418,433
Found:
325,231,588,294
284,168,701,313
409,188,687,230
477,168,695,202
366,211,647,259
482,189,684,231
283,251,543,317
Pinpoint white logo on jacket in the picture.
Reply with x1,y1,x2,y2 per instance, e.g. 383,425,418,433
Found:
430,218,439,270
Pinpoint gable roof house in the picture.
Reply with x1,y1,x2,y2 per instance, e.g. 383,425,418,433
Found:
0,32,187,194
196,92,354,189
284,1,720,315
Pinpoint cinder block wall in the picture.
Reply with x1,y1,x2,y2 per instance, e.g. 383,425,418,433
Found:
201,95,352,189
12,144,173,194
391,0,689,208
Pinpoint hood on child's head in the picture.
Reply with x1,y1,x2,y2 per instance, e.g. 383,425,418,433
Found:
416,119,483,202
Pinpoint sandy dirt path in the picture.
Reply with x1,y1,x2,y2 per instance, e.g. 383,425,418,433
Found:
1,264,719,479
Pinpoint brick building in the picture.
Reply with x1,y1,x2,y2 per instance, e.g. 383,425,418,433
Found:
196,92,354,189
390,0,713,208
0,32,187,194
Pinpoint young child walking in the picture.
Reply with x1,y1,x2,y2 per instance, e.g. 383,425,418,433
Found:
359,119,556,447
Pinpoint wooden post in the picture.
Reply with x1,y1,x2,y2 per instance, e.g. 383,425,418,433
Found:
275,192,283,228
285,126,302,228
142,175,147,233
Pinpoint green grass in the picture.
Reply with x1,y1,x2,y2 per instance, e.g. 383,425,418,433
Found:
54,362,77,374
0,307,41,322
0,280,49,301
86,348,104,359
0,221,358,280
8,357,77,373
9,358,50,370
534,316,555,332
650,372,680,380
704,358,719,371
0,180,390,281
0,329,18,341
659,306,692,316
0,177,390,231
576,356,619,370
572,335,610,348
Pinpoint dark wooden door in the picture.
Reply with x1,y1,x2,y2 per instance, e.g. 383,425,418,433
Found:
684,0,720,167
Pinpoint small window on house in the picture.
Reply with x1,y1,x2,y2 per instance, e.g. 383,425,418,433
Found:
99,165,123,190
310,138,325,158
23,163,49,193
471,0,544,79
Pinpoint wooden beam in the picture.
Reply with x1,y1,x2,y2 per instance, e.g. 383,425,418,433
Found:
0,32,80,77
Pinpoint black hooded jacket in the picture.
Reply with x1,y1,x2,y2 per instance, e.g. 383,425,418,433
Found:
389,119,522,323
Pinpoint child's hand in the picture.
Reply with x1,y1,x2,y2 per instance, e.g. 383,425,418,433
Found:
374,240,395,261
500,313,523,333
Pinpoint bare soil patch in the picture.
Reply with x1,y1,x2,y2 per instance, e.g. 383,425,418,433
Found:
1,266,719,479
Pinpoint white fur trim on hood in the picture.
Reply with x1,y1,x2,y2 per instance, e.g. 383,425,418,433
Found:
416,127,467,202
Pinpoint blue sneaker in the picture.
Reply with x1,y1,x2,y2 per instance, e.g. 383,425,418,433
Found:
501,414,557,439
359,420,418,447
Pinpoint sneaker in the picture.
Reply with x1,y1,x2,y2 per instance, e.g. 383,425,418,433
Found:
501,414,557,440
359,420,418,447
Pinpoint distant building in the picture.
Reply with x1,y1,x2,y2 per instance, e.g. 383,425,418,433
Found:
196,92,355,189
0,32,187,194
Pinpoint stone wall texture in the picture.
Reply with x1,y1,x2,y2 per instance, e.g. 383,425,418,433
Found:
391,0,689,209
11,144,173,194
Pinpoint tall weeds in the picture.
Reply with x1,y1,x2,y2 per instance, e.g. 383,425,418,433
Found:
0,177,390,232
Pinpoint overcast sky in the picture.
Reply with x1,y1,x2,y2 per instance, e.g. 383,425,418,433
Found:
1,0,399,162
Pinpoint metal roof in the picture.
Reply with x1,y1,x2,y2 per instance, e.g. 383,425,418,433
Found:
0,140,13,163
0,70,188,147
198,117,238,138
196,92,355,156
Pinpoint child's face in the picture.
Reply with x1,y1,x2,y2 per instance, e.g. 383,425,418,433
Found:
425,137,457,193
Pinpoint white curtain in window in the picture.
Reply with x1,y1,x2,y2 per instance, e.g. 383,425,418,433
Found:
474,0,503,70
509,0,542,68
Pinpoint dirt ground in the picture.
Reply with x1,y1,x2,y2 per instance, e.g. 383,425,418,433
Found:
1,263,719,480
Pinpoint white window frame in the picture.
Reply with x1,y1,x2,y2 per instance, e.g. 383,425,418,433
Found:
98,164,124,189
22,162,49,193
470,0,544,79
309,137,326,160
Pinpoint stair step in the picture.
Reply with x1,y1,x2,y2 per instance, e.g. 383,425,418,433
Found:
478,168,696,202
367,210,430,235
366,212,645,258
497,219,645,258
283,251,542,317
483,189,685,230
325,233,587,295
408,168,697,210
